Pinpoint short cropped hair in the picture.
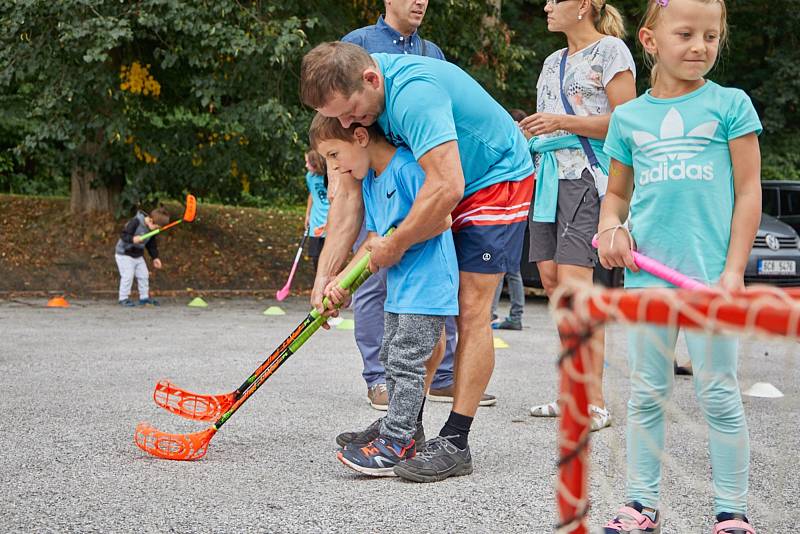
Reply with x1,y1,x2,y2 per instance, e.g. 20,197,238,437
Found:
308,113,384,151
150,206,170,227
300,42,375,109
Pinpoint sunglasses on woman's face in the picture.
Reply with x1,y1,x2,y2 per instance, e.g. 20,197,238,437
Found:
545,0,573,5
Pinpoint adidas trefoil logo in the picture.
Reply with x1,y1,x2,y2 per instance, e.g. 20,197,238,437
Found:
633,107,718,185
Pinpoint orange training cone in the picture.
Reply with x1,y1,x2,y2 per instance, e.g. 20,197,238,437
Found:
46,296,70,308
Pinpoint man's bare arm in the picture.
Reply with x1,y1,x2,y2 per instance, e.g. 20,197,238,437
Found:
311,171,364,310
385,141,464,256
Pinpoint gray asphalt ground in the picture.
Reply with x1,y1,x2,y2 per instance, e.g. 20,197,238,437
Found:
0,296,797,533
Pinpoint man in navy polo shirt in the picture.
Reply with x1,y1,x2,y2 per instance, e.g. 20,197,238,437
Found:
334,0,496,416
342,1,444,59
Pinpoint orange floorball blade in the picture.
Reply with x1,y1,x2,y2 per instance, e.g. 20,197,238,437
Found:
134,423,215,461
183,194,197,223
153,380,235,422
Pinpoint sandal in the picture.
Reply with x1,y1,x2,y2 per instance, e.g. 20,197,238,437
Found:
529,400,560,417
603,503,661,533
590,404,612,431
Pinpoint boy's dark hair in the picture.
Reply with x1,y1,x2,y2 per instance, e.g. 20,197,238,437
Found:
305,149,327,176
509,108,528,122
308,113,384,151
300,42,375,109
149,206,170,227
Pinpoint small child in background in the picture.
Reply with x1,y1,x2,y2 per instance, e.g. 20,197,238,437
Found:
114,207,170,306
304,150,329,272
490,108,530,331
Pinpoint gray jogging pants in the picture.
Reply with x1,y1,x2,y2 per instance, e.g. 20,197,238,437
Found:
379,312,445,444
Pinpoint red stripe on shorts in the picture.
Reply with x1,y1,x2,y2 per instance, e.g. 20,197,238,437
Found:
451,174,534,232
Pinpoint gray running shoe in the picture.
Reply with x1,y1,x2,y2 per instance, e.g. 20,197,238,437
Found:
336,417,426,452
393,435,473,482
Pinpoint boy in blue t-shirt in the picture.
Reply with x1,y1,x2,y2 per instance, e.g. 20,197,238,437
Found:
309,113,459,476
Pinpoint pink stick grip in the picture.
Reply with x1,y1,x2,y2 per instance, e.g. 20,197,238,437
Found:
276,247,303,301
592,236,710,291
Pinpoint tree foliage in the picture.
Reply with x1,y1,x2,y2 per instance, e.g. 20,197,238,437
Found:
1,1,316,211
1,0,798,213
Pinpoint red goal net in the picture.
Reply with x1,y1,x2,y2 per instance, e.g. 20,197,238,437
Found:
553,285,800,533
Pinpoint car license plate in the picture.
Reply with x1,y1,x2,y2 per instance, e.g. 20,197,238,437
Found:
758,260,797,275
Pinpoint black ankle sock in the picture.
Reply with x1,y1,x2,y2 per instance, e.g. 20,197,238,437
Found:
439,411,473,449
417,398,426,425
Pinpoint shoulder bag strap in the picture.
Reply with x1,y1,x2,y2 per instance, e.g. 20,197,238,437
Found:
559,50,600,168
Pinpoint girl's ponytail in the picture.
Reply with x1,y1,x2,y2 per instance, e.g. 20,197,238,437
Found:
593,1,626,39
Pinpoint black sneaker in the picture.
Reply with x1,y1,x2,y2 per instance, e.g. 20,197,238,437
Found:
393,435,473,482
119,298,136,307
336,417,426,452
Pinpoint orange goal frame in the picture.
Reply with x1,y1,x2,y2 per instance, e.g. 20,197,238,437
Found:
554,285,800,533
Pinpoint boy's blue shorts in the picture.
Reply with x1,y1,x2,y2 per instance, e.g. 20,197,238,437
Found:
451,174,534,274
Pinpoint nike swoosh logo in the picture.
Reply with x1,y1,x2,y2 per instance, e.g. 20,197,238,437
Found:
386,190,397,199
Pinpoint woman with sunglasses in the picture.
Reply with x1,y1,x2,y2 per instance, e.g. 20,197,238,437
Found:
521,0,636,431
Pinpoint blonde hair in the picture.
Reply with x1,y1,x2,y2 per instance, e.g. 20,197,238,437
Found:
641,0,728,86
591,1,626,39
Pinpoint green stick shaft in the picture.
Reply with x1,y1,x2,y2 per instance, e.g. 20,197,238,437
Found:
139,218,183,240
234,251,373,395
310,252,371,321
214,255,374,429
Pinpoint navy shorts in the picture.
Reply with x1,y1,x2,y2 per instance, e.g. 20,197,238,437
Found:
451,175,534,274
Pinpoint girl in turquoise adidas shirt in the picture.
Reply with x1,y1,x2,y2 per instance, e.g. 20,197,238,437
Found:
598,1,761,533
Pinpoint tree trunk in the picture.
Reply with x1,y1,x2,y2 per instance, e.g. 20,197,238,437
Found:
485,0,501,26
70,168,121,214
69,142,122,214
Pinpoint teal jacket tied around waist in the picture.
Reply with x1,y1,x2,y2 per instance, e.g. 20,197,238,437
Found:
529,135,609,223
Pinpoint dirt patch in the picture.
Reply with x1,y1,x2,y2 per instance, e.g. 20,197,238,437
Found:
0,194,316,298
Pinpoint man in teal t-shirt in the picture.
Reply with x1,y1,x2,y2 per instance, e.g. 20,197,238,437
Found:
371,53,533,197
300,41,534,483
